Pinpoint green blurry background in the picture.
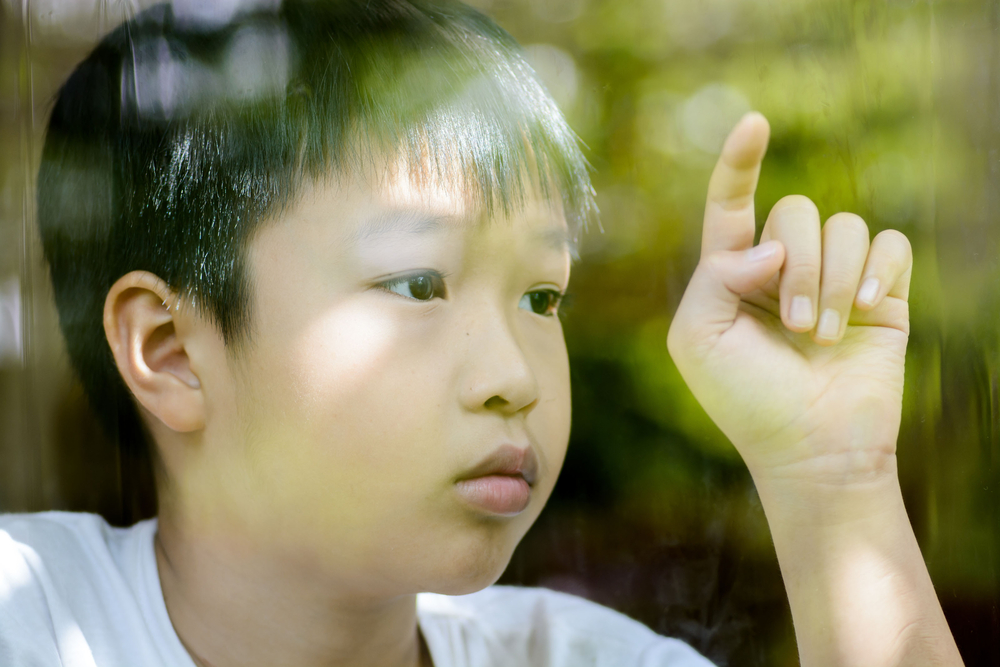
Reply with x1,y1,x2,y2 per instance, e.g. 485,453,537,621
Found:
1,0,998,665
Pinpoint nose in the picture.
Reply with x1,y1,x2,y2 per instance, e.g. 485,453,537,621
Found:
459,310,540,415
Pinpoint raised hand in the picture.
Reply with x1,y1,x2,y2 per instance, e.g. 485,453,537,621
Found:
666,113,963,667
667,112,911,485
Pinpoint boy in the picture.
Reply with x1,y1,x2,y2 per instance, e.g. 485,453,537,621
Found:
0,1,963,665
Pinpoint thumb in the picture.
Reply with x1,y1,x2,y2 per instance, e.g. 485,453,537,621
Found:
668,241,784,358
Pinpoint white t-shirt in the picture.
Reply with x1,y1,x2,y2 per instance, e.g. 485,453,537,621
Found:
0,512,714,667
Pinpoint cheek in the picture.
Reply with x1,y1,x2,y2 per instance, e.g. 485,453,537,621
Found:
226,299,462,568
234,297,462,533
257,299,449,469
527,326,573,496
293,302,405,417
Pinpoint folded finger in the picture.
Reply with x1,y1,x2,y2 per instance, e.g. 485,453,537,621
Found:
754,224,781,301
765,195,822,332
814,213,870,344
855,229,913,309
847,296,910,335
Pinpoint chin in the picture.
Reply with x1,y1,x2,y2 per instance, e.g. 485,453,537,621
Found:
424,564,507,597
417,526,522,596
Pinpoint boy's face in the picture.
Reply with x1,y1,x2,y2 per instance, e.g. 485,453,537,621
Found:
179,166,573,597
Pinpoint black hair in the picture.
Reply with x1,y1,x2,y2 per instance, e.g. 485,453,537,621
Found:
36,0,594,509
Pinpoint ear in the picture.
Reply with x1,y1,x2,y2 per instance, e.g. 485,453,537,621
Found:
103,271,205,432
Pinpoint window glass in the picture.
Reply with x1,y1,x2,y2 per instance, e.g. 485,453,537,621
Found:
0,1,997,665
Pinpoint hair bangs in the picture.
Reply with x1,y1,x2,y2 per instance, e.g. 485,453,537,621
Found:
292,2,596,237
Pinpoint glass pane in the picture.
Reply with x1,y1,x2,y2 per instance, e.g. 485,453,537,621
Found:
1,1,996,665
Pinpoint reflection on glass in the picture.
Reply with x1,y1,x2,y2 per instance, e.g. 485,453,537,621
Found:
0,1,996,665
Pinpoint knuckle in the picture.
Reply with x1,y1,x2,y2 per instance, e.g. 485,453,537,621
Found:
873,229,913,267
773,194,818,214
702,251,729,276
820,273,860,299
783,255,821,279
714,192,755,212
824,212,869,237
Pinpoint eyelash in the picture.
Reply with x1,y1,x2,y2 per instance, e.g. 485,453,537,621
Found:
376,270,448,301
375,270,567,317
519,289,565,317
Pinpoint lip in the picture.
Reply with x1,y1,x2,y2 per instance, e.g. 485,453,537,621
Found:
457,444,538,486
454,444,539,516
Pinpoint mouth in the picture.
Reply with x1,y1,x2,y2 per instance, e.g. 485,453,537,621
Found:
454,444,539,516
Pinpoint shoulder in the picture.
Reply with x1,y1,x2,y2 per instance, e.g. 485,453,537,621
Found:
1,510,122,554
0,512,156,666
0,511,143,582
417,585,715,667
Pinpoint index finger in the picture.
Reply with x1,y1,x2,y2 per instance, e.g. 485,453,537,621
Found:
702,112,771,256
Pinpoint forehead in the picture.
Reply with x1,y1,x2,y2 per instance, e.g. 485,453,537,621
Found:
287,159,576,253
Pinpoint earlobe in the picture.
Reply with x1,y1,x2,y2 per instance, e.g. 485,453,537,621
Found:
103,272,206,432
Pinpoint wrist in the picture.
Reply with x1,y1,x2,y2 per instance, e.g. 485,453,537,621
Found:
749,452,902,529
744,425,899,490
736,394,902,490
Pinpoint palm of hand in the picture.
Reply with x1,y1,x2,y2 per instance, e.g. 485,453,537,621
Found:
699,298,908,477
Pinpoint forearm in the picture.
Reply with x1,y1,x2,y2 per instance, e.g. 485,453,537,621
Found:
753,463,964,667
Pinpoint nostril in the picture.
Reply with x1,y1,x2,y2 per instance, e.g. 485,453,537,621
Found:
484,395,509,410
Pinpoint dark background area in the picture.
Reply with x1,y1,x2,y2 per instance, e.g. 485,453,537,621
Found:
1,1,998,665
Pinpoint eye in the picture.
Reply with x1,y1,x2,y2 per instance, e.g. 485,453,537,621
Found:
379,271,447,301
519,289,564,316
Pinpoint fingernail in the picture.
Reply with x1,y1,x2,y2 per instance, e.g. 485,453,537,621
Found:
789,295,813,328
746,243,778,262
857,277,880,306
817,308,841,340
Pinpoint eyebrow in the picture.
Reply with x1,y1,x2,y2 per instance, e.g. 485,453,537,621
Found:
347,211,447,245
536,226,578,255
348,209,578,255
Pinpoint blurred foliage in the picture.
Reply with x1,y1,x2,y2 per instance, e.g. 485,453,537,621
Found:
480,0,1000,664
1,0,999,665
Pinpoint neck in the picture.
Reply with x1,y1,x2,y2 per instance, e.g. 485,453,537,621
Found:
154,513,429,667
